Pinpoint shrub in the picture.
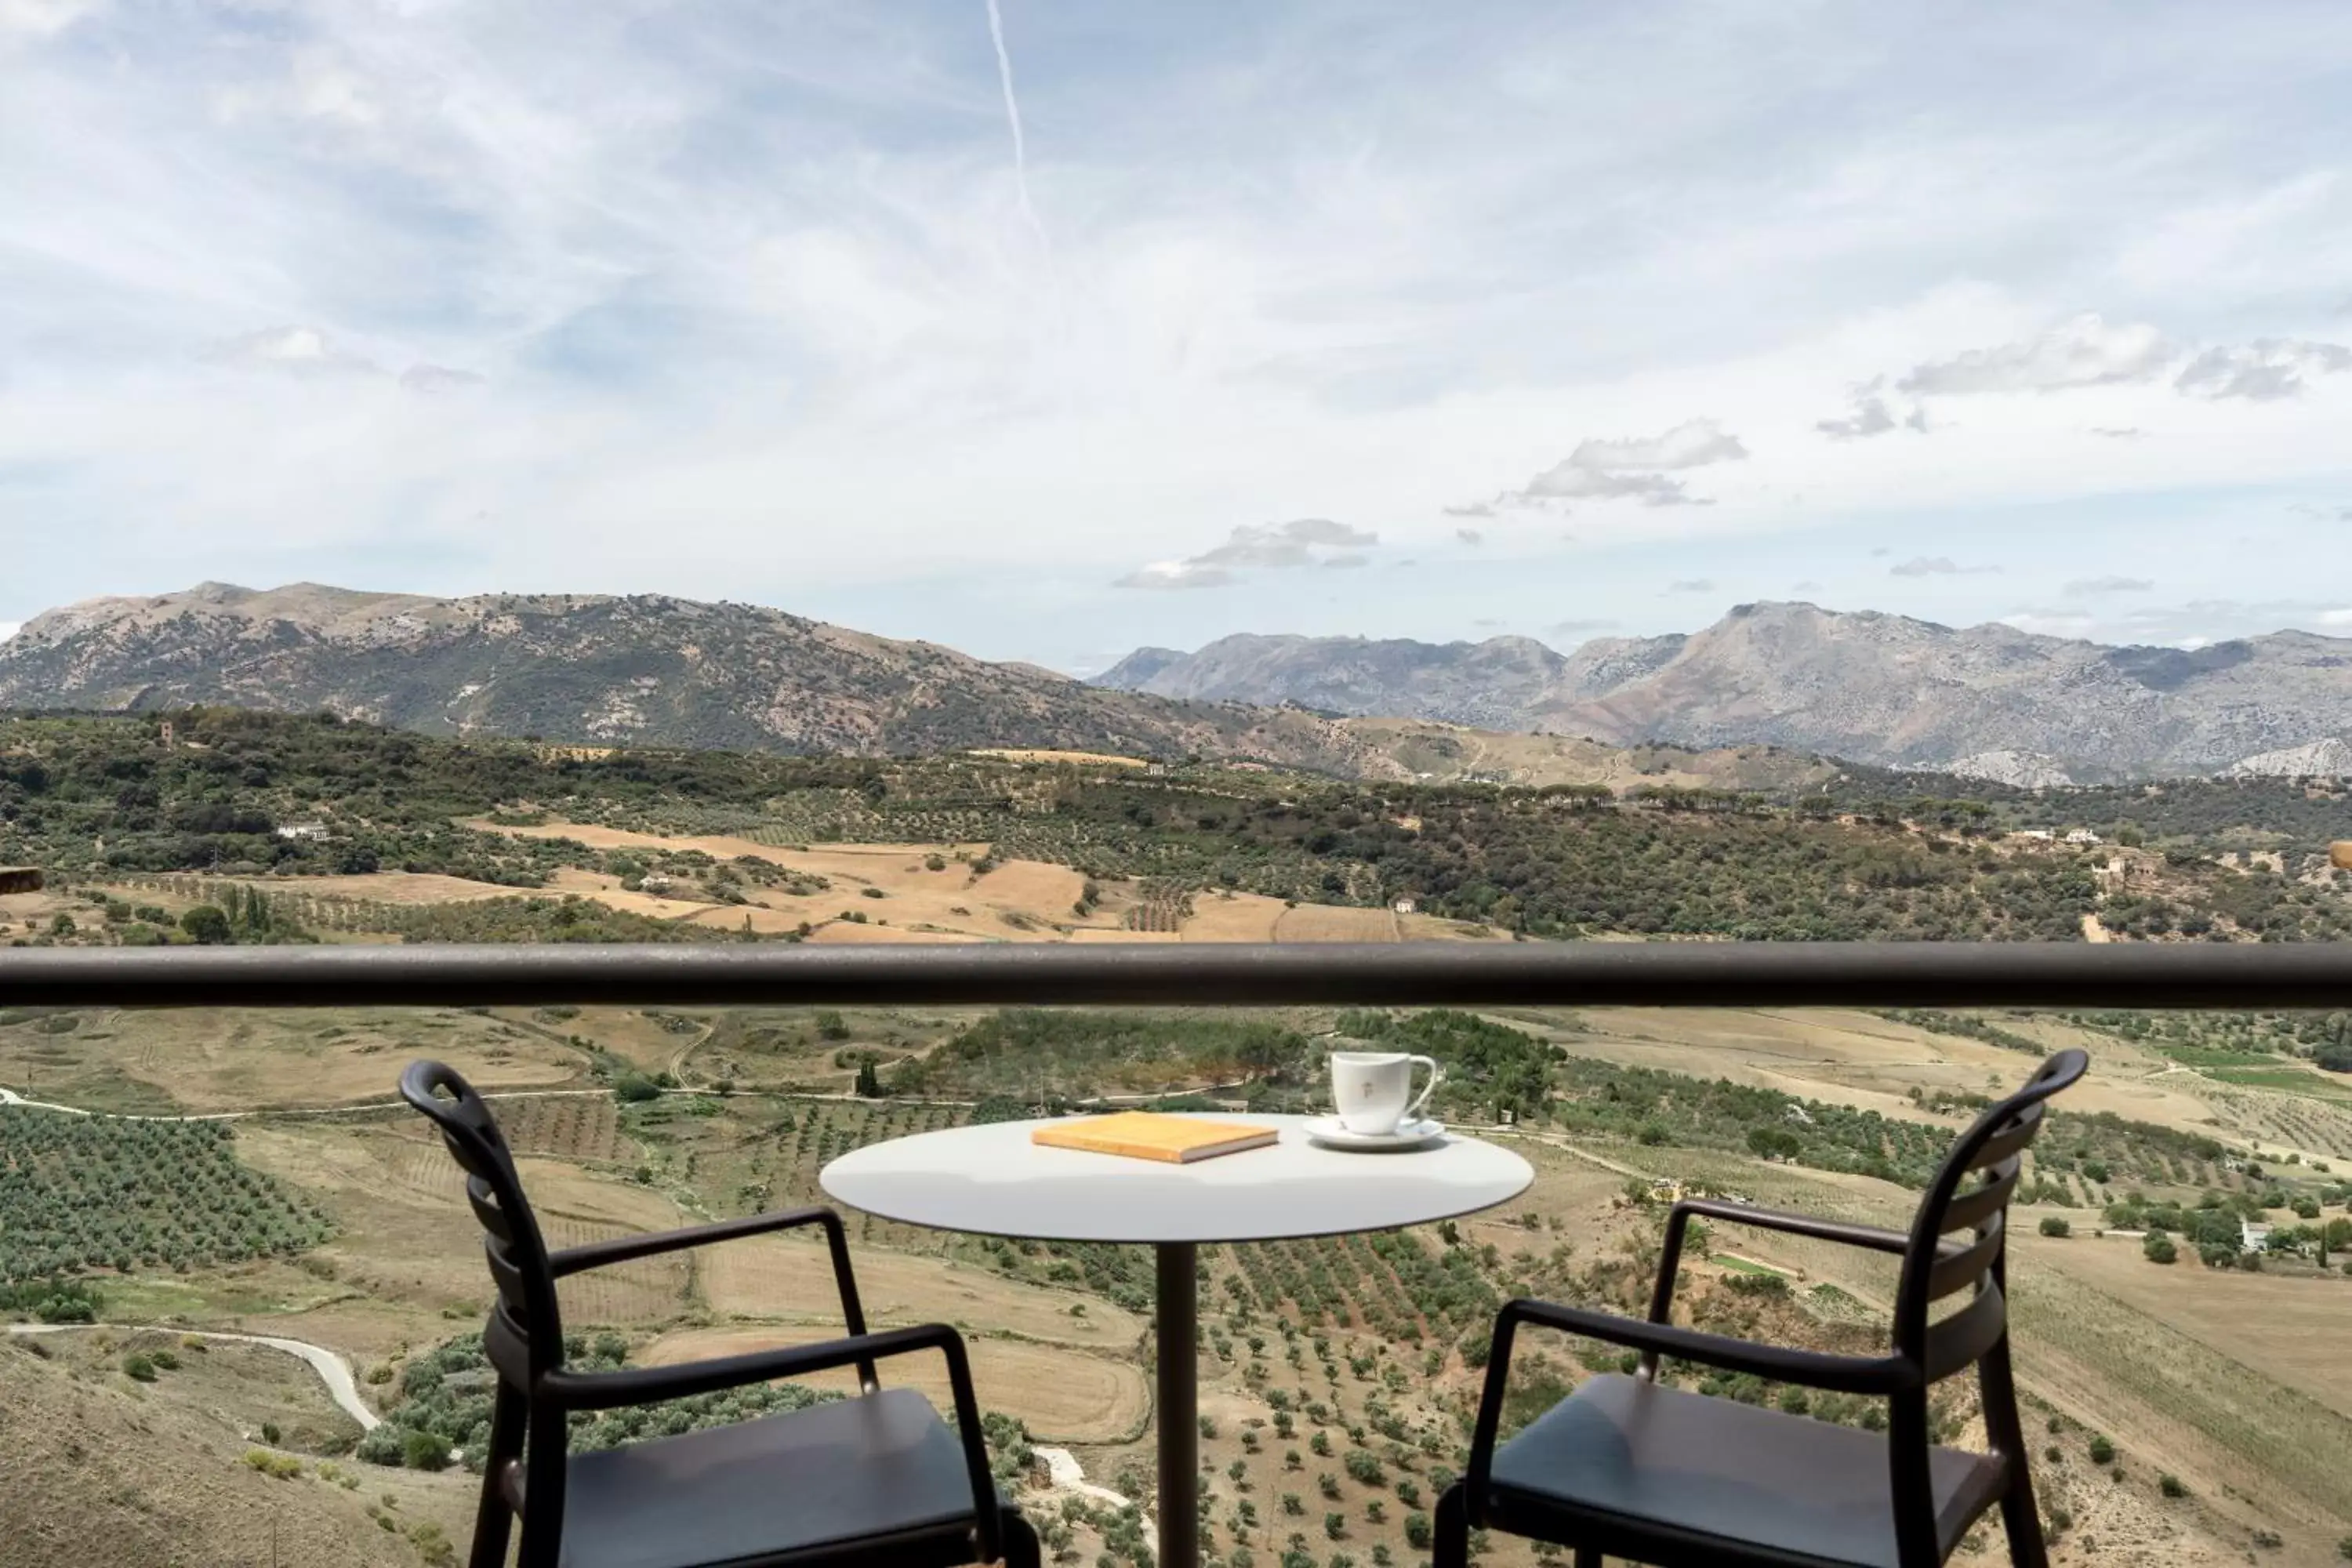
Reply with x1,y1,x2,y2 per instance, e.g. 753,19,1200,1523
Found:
2158,1473,2186,1499
2038,1217,2071,1238
2088,1435,2114,1465
243,1449,303,1479
612,1074,661,1104
1403,1514,1432,1552
2142,1232,2177,1265
402,1430,452,1472
122,1353,157,1382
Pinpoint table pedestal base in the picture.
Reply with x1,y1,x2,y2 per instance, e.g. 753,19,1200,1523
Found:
1156,1241,1197,1568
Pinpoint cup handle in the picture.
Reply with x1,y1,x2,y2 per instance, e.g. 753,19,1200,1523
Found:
1405,1056,1443,1123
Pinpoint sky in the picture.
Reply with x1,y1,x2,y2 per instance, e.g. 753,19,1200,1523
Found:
3,2,2351,674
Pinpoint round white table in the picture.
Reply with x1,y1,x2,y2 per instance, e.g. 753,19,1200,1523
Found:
821,1113,1534,1568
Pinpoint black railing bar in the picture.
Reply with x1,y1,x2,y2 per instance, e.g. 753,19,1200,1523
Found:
4,942,2352,1011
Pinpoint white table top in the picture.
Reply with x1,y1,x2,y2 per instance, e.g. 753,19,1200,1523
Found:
819,1113,1534,1245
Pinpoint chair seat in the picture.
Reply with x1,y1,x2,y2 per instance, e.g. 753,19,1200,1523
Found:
1485,1374,2005,1568
561,1388,985,1568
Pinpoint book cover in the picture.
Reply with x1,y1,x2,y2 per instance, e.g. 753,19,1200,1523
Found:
1031,1111,1279,1164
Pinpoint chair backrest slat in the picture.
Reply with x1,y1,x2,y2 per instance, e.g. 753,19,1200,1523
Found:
1893,1051,2086,1375
400,1061,565,1377
1921,1282,2008,1382
1938,1156,2020,1235
466,1176,519,1245
483,1305,534,1388
1965,1101,2045,1174
1925,1217,2005,1301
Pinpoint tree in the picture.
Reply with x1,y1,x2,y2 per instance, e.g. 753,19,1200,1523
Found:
612,1075,661,1104
2142,1232,2177,1265
854,1059,883,1098
1403,1514,1432,1552
180,906,232,945
2038,1217,2071,1237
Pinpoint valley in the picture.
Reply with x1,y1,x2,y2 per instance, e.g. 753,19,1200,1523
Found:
5,707,2352,1566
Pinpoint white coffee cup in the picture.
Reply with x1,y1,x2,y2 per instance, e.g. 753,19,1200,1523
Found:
1330,1051,1443,1136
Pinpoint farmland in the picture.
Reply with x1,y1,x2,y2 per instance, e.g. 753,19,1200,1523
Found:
6,995,2350,1566
14,706,2352,951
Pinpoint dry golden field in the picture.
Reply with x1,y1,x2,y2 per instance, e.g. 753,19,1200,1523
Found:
453,818,1510,947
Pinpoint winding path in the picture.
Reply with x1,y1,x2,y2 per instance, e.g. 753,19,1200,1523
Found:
5,1322,379,1429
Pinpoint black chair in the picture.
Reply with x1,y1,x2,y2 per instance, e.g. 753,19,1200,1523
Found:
401,1060,1041,1568
1439,1049,2088,1568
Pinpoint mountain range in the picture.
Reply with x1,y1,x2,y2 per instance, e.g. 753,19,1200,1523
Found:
1094,602,2352,780
5,584,2346,782
0,583,1820,791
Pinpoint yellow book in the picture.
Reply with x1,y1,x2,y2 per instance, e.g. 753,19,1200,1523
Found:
1031,1111,1278,1164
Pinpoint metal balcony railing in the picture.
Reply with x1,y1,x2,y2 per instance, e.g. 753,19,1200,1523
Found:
5,938,2352,1011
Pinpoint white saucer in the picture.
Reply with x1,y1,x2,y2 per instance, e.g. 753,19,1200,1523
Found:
1305,1116,1446,1152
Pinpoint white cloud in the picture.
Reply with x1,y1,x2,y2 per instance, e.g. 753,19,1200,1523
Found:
1666,578,1715,593
1816,380,1927,440
1113,561,1235,591
2175,339,2352,401
400,365,485,396
1497,419,1746,510
1890,556,2000,577
1897,314,2175,395
204,326,381,377
2063,575,2154,596
1114,518,1376,589
1566,419,1748,472
1442,500,1495,518
1454,528,1483,546
0,0,99,42
1515,466,1694,505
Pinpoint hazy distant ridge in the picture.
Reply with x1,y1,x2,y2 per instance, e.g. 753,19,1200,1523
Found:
1093,602,2352,779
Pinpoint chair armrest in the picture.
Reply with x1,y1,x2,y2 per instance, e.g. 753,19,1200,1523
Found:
1673,1199,1911,1256
551,1205,878,1390
1644,1198,1910,1364
1464,1297,1915,1519
549,1205,848,1276
539,1323,1001,1562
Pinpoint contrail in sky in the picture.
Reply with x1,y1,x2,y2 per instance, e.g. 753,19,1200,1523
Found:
984,0,1051,251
